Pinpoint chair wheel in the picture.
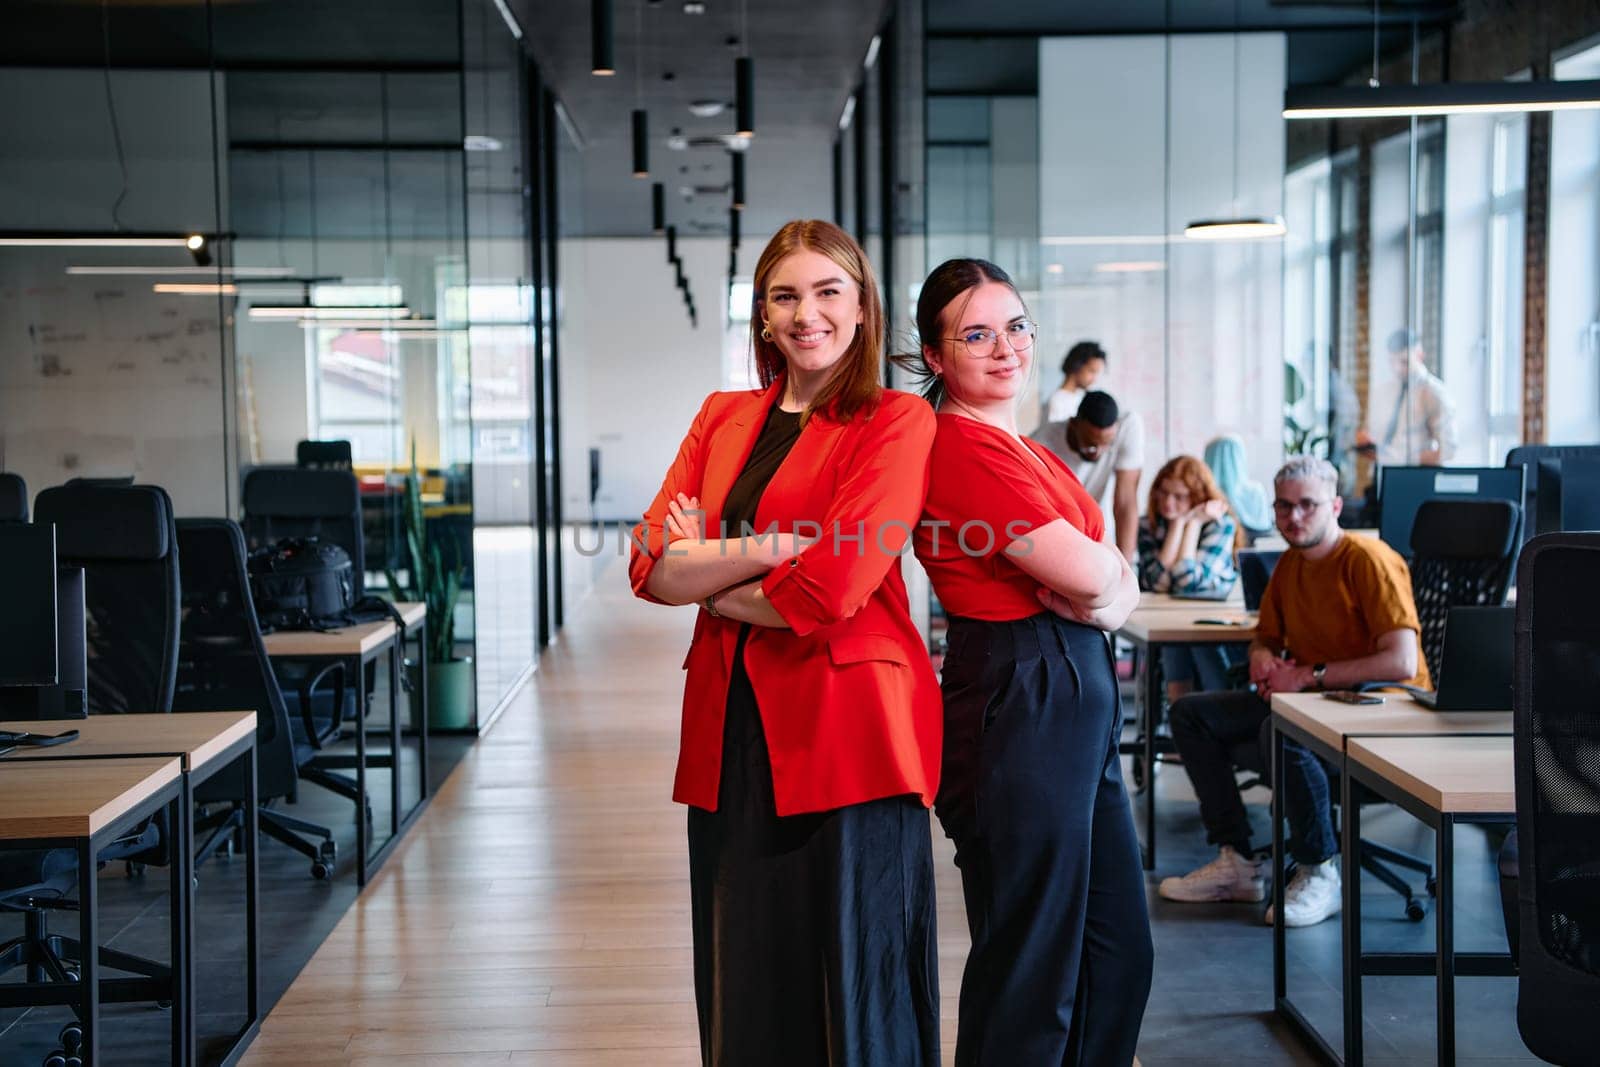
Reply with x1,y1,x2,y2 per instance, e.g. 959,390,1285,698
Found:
1405,899,1426,921
43,1051,67,1067
311,861,332,880
63,969,80,983
64,1057,82,1067
59,1023,82,1051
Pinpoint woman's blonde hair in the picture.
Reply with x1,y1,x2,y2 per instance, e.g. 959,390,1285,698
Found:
749,219,884,422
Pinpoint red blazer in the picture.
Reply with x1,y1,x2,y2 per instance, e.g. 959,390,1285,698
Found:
630,381,941,817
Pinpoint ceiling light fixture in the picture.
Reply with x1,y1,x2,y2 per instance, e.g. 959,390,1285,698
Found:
632,110,650,177
729,205,740,248
152,283,238,294
490,0,523,39
249,304,410,321
591,0,615,75
1282,80,1600,119
0,233,208,249
1093,260,1168,273
65,265,296,277
731,153,746,210
652,182,666,232
666,225,677,263
297,317,444,331
734,0,753,138
863,34,881,71
688,99,727,118
837,93,856,132
464,135,504,151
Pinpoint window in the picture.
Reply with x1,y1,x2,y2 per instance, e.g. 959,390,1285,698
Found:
1548,40,1600,444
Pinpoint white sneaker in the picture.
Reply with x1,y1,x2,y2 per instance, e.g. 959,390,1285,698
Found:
1265,858,1342,927
1158,846,1266,903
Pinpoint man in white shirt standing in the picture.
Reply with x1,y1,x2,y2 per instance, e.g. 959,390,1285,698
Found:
1031,390,1146,561
1043,340,1109,423
1354,329,1458,467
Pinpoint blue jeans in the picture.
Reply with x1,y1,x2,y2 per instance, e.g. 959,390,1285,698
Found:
1167,689,1338,866
1159,643,1236,692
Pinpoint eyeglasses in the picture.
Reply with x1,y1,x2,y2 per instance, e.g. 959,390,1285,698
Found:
1272,497,1332,517
944,320,1036,358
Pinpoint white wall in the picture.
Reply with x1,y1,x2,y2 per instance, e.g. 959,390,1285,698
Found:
558,237,727,523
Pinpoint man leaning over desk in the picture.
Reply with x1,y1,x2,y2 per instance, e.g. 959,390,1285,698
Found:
1155,455,1431,928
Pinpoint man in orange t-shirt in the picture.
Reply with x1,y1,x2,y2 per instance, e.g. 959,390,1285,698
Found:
1157,456,1427,928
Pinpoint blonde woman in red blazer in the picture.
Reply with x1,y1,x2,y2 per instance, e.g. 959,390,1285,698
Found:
630,220,941,1066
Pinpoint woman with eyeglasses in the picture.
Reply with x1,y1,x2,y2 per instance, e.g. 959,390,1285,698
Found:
630,220,942,1065
903,258,1152,1066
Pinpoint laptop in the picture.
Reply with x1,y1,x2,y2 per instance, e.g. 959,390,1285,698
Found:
1407,606,1514,711
1237,548,1283,613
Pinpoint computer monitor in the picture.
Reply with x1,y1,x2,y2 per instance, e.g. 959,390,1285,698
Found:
1536,457,1600,535
1377,466,1526,557
0,524,58,686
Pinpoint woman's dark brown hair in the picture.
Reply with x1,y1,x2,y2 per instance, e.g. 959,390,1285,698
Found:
894,257,1024,408
749,219,883,423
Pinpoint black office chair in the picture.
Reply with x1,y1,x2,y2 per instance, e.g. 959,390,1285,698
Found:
1499,533,1600,1065
1,482,183,1064
0,471,26,522
295,439,354,471
1355,497,1521,919
240,467,381,823
174,519,342,879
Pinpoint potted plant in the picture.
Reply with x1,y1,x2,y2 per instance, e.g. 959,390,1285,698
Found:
386,443,473,730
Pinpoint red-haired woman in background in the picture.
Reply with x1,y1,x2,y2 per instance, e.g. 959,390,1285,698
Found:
630,220,941,1065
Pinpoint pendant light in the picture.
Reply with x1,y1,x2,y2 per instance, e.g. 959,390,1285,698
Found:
591,0,615,75
651,182,665,232
731,153,746,211
734,0,753,137
630,2,648,176
1184,12,1285,241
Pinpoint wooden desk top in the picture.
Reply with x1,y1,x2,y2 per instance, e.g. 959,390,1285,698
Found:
1347,735,1514,814
0,757,181,840
0,712,255,773
261,619,397,657
1119,608,1257,643
394,601,426,629
1138,590,1245,611
1272,692,1511,751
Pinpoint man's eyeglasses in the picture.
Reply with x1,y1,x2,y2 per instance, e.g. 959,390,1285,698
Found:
1272,497,1331,517
945,320,1036,359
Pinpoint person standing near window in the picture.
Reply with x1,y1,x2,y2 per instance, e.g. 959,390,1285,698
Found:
1043,339,1108,422
630,219,942,1066
904,258,1151,1066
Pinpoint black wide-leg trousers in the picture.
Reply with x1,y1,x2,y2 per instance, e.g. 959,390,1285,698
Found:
936,612,1153,1067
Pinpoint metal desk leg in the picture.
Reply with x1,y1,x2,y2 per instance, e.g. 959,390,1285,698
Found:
417,618,429,801
354,652,369,887
1142,640,1161,869
174,778,193,1066
1436,814,1456,1065
244,746,260,1034
1272,724,1287,1002
1343,767,1363,1066
389,638,401,838
77,838,99,1066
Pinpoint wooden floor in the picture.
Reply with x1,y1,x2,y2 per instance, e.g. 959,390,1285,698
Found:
242,565,971,1065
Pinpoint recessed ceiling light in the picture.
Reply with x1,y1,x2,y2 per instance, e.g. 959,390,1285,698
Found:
1094,260,1168,273
464,135,503,152
689,99,727,118
683,1,705,12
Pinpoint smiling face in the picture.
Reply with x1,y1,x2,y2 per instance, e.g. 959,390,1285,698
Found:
758,248,864,380
923,281,1032,408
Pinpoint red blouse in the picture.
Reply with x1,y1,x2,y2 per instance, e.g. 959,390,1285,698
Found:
915,412,1106,621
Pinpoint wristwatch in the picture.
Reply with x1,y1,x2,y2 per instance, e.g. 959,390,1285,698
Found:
1311,663,1328,689
704,593,721,618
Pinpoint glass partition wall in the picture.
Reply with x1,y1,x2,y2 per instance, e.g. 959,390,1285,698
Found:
0,0,569,739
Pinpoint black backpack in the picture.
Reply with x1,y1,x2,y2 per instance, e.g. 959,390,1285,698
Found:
247,537,355,632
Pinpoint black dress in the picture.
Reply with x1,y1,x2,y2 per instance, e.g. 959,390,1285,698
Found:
686,404,940,1067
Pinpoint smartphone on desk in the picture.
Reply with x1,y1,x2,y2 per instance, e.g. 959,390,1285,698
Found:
1320,690,1383,705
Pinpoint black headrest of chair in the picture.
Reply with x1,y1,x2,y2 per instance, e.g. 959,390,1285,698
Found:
34,483,174,562
296,439,353,469
0,472,26,522
243,467,360,518
1410,498,1520,560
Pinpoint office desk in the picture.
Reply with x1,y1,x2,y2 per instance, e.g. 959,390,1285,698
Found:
0,757,185,1067
1117,601,1257,868
260,618,424,886
1267,695,1513,1065
1342,736,1515,1067
1,712,260,1066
